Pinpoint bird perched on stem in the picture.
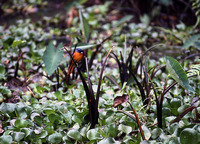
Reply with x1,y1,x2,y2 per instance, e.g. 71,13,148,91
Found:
66,48,84,84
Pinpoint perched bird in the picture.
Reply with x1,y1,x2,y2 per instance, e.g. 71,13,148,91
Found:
66,48,84,83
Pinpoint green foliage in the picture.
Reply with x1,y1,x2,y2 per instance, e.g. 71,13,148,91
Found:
165,56,193,92
43,42,63,76
182,33,200,49
0,1,200,144
79,10,90,43
187,61,200,76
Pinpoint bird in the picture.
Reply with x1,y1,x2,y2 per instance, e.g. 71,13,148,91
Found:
66,48,84,84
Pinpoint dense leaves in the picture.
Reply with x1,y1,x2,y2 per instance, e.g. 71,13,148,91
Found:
0,0,200,143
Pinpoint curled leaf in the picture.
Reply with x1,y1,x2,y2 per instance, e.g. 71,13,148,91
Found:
113,95,129,107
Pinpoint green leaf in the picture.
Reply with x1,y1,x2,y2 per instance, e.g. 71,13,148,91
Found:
12,132,25,142
43,108,55,116
118,124,132,134
0,103,16,114
142,125,151,140
151,128,163,139
43,42,63,75
79,10,90,43
113,15,133,28
71,43,96,50
98,137,116,144
0,64,5,74
14,119,28,128
182,34,200,49
180,128,198,144
87,129,102,141
11,40,26,48
48,133,62,143
67,129,82,141
165,56,194,92
54,91,62,101
0,135,13,144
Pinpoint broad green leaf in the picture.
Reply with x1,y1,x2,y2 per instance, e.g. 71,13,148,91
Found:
98,137,116,144
21,128,31,137
182,34,200,49
118,124,132,134
180,128,198,144
12,132,25,142
54,91,62,101
87,129,102,141
0,103,16,113
43,42,63,75
11,40,26,48
165,56,194,92
0,64,5,74
79,10,90,43
142,125,151,140
43,108,55,116
48,133,62,143
151,128,163,139
0,135,13,144
67,129,82,141
14,119,28,128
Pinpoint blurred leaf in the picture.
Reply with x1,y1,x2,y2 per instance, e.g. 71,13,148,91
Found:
0,135,13,144
21,128,31,137
151,128,163,139
98,137,116,144
48,133,62,143
71,43,96,50
11,40,26,48
87,129,102,141
67,129,82,141
0,64,5,74
14,119,28,128
182,34,200,49
12,132,25,142
0,103,16,114
142,125,151,140
79,10,90,43
54,91,62,101
118,124,132,134
165,56,194,92
43,108,55,116
113,95,129,107
113,15,133,28
180,128,198,144
43,42,63,75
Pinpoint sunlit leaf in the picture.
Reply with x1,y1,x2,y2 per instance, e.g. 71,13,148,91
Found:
87,129,102,141
79,10,90,43
12,132,25,142
151,128,163,139
48,133,62,143
14,119,28,128
43,42,63,75
67,129,82,141
142,125,151,140
71,43,96,50
11,40,26,48
165,56,194,92
98,137,116,144
0,103,16,114
118,124,132,134
0,135,12,144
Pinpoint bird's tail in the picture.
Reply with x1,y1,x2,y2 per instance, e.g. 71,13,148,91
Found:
66,62,75,84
